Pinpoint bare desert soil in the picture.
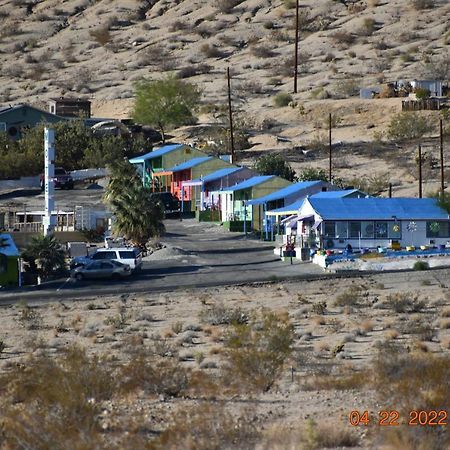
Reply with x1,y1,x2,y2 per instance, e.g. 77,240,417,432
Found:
1,268,449,448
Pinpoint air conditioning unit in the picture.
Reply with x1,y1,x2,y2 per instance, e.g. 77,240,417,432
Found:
0,122,6,132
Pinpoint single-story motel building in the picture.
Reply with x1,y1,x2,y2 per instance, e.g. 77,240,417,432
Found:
182,166,256,220
128,144,207,190
218,175,292,231
0,234,20,287
283,197,450,251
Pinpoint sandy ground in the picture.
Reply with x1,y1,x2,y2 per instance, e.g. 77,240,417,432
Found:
1,267,449,447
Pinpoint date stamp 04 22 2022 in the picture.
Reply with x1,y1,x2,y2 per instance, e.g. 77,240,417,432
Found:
349,410,448,427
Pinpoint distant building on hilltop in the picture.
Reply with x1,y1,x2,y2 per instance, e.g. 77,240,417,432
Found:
48,97,91,118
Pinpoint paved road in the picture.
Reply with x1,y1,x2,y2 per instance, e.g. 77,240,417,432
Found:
0,219,324,303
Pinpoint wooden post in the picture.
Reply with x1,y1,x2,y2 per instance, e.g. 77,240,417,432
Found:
328,113,332,182
440,118,445,197
227,67,235,165
418,144,422,199
294,0,299,94
389,183,392,198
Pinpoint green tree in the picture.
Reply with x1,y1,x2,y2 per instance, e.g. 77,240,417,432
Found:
254,153,297,181
104,160,165,247
224,311,295,392
22,235,66,279
133,76,201,142
387,112,433,141
298,167,328,182
430,191,450,213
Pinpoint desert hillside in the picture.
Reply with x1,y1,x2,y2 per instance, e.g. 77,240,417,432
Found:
0,0,449,193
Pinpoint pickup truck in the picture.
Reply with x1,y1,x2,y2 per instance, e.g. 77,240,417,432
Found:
40,167,74,190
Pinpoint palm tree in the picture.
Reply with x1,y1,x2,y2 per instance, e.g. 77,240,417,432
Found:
22,235,66,279
104,160,165,247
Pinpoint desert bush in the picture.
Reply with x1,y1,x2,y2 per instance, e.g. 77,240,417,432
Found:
334,286,365,307
331,30,355,46
223,311,295,392
410,0,435,9
383,292,426,313
0,346,115,449
251,44,276,58
151,404,259,449
312,301,327,315
216,0,244,13
387,112,433,141
413,260,430,271
200,43,225,58
89,26,111,46
199,303,248,325
120,355,189,397
333,79,360,98
273,92,293,107
359,18,376,36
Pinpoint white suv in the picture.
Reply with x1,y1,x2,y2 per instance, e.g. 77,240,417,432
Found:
71,247,143,272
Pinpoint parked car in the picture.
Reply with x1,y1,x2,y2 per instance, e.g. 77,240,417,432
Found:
150,191,180,213
40,167,74,190
70,247,143,272
71,260,131,280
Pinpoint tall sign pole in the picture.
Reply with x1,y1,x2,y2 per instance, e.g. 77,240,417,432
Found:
293,0,299,94
328,113,332,182
440,118,445,197
227,67,235,164
43,128,56,236
418,144,423,199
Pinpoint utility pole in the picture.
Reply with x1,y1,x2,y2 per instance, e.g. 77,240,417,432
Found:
328,113,332,182
293,0,299,94
227,67,235,165
440,118,445,197
418,144,422,199
388,183,392,198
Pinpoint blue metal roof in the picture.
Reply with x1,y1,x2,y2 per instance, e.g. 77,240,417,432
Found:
269,198,306,214
168,156,213,172
191,167,241,183
224,175,274,192
128,144,185,164
308,198,449,220
310,189,366,198
247,181,319,205
0,234,20,257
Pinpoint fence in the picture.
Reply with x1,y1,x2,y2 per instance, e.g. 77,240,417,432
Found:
402,98,446,111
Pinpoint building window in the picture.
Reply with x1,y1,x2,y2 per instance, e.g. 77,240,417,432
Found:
324,221,336,238
349,221,361,238
336,221,348,239
375,221,388,238
426,221,450,238
361,221,374,238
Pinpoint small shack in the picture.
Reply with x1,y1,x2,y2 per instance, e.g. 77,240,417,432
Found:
48,97,91,118
128,144,207,190
0,233,20,287
218,175,292,231
182,166,255,217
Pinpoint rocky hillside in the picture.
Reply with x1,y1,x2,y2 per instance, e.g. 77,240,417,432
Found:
0,0,449,193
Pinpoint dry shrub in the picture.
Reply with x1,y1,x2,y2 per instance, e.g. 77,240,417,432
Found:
331,30,355,46
410,0,435,9
373,349,449,449
383,292,426,313
0,346,115,449
89,26,111,46
120,354,189,397
223,311,295,392
216,0,245,14
200,43,225,58
151,403,259,450
251,44,276,58
199,303,248,325
334,285,365,307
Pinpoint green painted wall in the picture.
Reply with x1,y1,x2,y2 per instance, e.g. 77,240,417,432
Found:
0,255,19,287
156,145,206,172
231,177,291,231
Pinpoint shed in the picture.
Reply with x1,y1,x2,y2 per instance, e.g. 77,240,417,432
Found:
48,97,91,118
155,156,232,211
0,104,66,140
291,197,450,250
182,166,255,213
128,143,207,190
0,233,20,287
218,175,291,231
410,80,443,97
